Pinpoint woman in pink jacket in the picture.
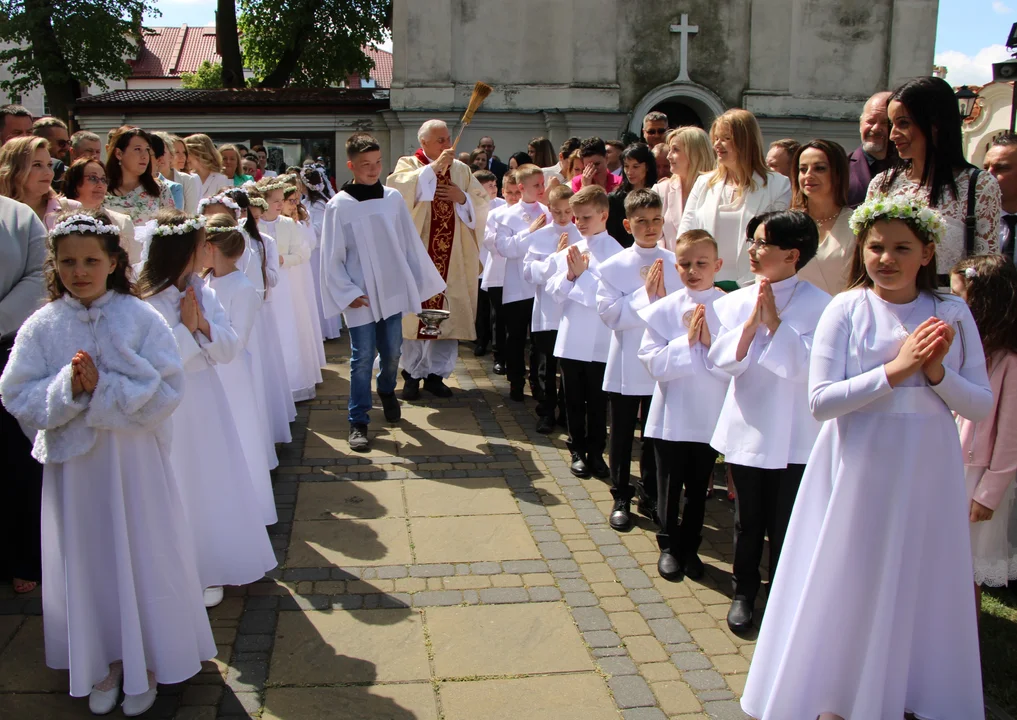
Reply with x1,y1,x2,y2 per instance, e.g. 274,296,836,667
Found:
952,253,1017,613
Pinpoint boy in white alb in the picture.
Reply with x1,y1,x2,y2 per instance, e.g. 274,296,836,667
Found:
638,229,728,582
482,169,520,375
494,164,551,401
320,133,447,451
546,185,623,479
596,189,681,530
707,210,829,634
473,169,503,357
524,183,582,433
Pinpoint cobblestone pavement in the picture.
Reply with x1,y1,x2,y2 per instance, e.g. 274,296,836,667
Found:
0,339,755,719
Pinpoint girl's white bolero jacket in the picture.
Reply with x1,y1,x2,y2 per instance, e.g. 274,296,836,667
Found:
0,291,184,464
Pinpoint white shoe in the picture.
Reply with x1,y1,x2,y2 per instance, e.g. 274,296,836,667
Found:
88,685,119,715
203,586,224,608
121,687,157,717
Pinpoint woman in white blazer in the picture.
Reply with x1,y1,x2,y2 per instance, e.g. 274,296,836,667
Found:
677,109,791,289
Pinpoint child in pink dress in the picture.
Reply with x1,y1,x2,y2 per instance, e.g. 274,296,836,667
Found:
951,254,1017,612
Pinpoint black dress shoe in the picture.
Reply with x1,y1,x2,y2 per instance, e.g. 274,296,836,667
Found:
400,370,420,401
570,453,591,478
657,551,683,581
727,595,754,634
509,384,524,402
609,498,632,531
473,344,488,356
348,423,370,452
683,553,705,580
493,362,507,375
377,391,401,423
587,455,610,480
423,374,453,398
536,415,554,434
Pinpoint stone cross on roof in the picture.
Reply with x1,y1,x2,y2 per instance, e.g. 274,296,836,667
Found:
669,14,699,83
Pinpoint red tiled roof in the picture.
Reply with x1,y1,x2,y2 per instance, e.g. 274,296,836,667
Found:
132,26,222,78
131,26,392,88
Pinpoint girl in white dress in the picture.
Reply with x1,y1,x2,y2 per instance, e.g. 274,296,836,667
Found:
300,166,343,339
0,212,214,716
741,196,992,720
139,210,276,609
256,177,323,401
228,187,296,444
951,255,1017,608
201,213,278,526
200,190,290,459
282,180,328,351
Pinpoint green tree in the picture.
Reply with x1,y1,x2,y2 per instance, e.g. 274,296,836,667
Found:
0,0,156,122
234,0,390,88
180,61,227,89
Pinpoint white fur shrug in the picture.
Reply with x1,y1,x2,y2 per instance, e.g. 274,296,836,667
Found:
0,291,184,464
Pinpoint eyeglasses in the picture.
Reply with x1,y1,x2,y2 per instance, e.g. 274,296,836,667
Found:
745,237,775,250
644,128,667,136
83,175,108,186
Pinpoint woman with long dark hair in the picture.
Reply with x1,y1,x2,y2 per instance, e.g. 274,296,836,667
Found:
607,143,658,247
872,76,1001,282
104,127,174,225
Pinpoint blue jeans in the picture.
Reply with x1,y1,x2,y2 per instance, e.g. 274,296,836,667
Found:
348,313,402,425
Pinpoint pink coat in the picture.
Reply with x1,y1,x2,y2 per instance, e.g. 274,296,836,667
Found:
959,350,1017,510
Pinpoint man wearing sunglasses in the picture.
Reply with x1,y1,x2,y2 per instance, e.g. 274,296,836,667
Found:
641,111,669,148
32,117,70,193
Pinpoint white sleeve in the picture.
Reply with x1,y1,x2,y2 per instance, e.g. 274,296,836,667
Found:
455,193,477,230
319,203,365,318
638,326,698,382
930,309,993,421
415,165,437,203
197,288,241,365
676,177,705,236
597,277,652,332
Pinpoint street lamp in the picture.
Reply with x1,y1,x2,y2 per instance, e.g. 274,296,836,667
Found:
955,85,978,122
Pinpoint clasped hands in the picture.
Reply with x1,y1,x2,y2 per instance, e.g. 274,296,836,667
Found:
70,350,98,397
743,278,781,335
686,304,711,348
644,258,666,300
565,244,589,281
885,316,953,387
180,286,211,338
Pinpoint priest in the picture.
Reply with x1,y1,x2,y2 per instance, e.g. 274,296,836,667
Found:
387,119,489,399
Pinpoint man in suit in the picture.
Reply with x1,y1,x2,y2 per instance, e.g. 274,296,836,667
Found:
985,133,1017,261
847,91,894,206
478,136,508,191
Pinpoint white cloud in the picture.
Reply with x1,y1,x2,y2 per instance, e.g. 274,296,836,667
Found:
993,1,1013,14
935,44,1013,85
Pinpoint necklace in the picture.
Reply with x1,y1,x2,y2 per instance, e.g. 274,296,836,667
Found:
811,209,841,227
888,294,923,341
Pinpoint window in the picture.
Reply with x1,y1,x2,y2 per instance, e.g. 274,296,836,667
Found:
361,77,376,89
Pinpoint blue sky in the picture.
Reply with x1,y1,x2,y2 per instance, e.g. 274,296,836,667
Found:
147,0,1007,85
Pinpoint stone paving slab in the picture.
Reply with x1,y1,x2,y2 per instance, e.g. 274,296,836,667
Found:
0,340,759,719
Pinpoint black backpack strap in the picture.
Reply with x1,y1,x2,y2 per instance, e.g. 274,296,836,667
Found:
965,168,980,257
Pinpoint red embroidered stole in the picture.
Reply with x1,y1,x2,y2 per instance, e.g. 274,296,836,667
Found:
414,147,456,338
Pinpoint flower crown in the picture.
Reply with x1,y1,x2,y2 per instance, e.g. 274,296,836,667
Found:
152,214,207,237
206,224,240,234
248,197,269,210
299,165,325,192
258,179,289,193
197,194,241,214
849,193,946,244
50,214,120,240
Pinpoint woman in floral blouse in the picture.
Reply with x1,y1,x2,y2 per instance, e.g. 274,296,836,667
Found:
104,127,175,225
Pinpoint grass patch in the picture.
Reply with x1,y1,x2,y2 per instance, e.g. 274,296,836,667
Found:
981,586,1017,715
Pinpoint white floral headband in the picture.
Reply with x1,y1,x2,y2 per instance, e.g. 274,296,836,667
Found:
206,225,240,234
50,214,120,240
197,194,241,214
152,214,207,237
849,193,946,245
258,179,289,193
300,166,325,192
248,197,269,210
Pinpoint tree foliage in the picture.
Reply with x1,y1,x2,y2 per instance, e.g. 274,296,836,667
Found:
236,0,390,88
180,61,226,89
0,0,156,120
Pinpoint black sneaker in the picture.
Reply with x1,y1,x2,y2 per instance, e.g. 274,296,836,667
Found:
349,423,370,452
378,391,401,423
536,415,554,434
400,370,420,401
423,374,453,398
493,362,507,375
